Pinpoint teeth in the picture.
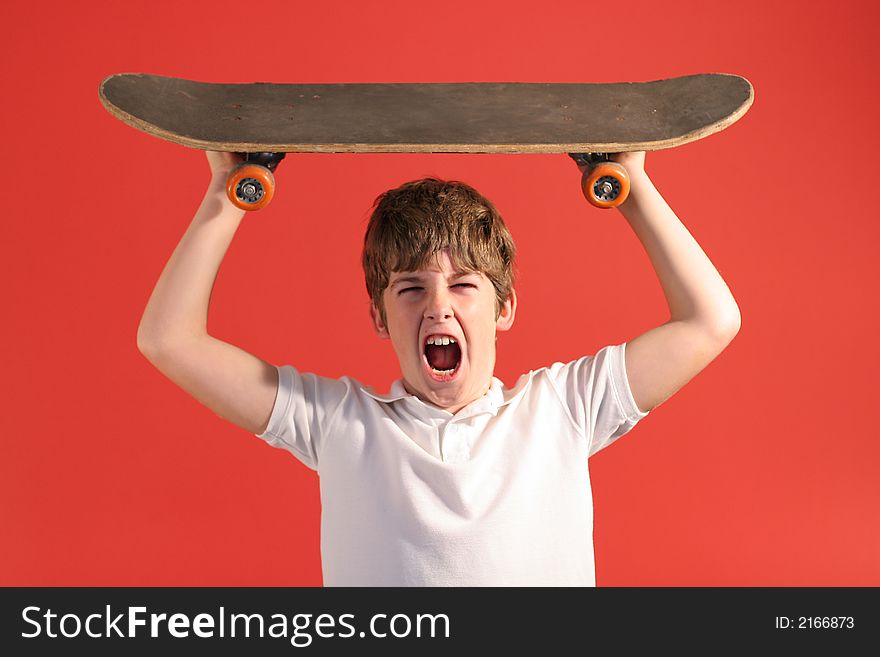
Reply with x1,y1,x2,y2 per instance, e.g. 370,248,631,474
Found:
426,335,457,346
431,367,456,376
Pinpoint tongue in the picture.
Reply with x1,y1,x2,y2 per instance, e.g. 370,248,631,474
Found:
426,343,460,370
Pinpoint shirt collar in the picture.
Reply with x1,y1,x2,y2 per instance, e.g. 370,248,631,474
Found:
358,372,531,417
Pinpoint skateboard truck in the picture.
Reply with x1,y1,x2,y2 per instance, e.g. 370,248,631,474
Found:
568,153,631,209
227,152,627,212
228,152,630,212
227,152,286,211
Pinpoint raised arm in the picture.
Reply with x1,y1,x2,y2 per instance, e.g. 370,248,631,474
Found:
136,152,278,434
580,152,741,413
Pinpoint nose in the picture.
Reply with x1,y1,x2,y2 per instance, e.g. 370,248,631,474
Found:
424,287,454,321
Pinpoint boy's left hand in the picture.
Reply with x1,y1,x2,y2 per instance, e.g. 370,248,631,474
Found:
610,151,646,176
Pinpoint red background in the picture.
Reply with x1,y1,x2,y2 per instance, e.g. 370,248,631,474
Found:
2,0,878,586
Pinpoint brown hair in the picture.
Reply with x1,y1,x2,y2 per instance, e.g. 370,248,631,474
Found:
362,177,517,326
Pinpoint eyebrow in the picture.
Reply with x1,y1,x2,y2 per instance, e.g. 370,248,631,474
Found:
389,271,477,289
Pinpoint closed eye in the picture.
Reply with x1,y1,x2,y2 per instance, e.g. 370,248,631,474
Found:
398,283,476,295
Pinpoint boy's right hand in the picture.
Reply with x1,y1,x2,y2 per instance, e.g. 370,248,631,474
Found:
139,147,279,436
205,151,245,183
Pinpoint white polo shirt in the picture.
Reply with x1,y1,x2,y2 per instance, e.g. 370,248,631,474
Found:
255,342,648,586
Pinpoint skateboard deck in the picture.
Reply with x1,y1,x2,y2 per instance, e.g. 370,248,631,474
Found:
99,73,753,210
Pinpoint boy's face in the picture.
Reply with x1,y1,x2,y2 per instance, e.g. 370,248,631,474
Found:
370,249,516,414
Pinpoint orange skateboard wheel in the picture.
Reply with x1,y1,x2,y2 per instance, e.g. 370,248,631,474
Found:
581,161,630,209
227,163,276,211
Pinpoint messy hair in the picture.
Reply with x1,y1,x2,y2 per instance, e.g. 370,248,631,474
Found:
362,177,517,326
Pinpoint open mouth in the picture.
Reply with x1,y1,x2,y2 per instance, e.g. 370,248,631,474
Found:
422,334,462,381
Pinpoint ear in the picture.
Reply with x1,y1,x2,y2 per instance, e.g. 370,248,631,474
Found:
495,288,517,332
370,302,390,339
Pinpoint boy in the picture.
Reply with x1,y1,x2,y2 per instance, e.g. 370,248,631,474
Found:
137,151,741,586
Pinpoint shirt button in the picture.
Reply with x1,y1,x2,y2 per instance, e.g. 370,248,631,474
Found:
442,423,470,462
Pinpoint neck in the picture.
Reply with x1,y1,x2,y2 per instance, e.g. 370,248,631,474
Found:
401,378,493,412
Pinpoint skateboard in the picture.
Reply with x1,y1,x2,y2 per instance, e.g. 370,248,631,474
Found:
99,73,753,211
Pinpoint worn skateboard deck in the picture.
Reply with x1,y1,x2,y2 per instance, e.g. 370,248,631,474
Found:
99,73,753,209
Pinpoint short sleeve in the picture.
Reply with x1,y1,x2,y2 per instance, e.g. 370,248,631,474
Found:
546,342,649,457
254,365,350,470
